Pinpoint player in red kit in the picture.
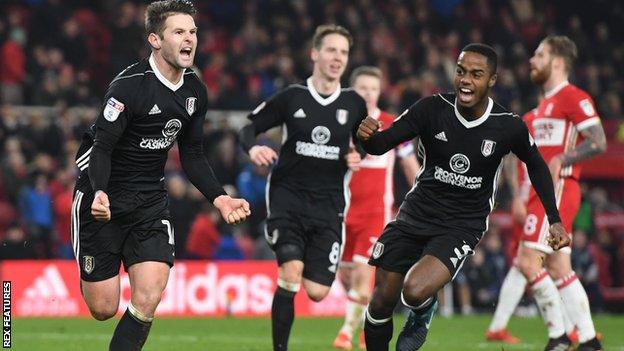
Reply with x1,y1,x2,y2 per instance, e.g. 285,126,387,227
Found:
515,36,606,351
333,66,419,350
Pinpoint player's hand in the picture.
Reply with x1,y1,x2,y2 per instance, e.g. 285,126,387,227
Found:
345,147,361,171
510,197,527,225
213,195,251,225
357,116,382,141
249,145,277,167
548,155,563,187
91,190,111,222
546,222,571,250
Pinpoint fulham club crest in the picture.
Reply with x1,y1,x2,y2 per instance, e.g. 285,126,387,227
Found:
481,139,496,157
83,256,94,274
336,109,348,125
186,97,197,115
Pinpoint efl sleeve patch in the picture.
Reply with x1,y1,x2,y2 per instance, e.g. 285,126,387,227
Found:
579,98,596,117
103,97,125,122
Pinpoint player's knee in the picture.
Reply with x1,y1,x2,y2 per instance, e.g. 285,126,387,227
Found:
89,303,118,321
368,293,394,317
401,280,429,307
132,290,162,315
517,257,539,278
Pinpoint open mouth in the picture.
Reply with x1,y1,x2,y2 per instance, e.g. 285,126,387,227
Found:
180,47,193,59
458,87,474,103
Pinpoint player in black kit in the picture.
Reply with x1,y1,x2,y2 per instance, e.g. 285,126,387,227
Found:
71,1,250,350
358,44,571,351
238,25,368,351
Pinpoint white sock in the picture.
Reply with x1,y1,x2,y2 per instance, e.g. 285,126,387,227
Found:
556,272,596,342
340,290,366,338
530,269,565,338
488,266,527,332
561,302,575,335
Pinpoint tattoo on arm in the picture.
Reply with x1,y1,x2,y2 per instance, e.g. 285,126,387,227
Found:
560,124,607,166
503,154,520,197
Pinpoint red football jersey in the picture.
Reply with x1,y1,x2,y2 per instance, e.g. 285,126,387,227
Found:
348,109,413,220
524,81,601,180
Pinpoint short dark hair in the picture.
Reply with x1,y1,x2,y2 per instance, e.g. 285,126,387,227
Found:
461,43,498,74
542,35,578,72
350,66,382,86
312,24,353,50
145,0,196,38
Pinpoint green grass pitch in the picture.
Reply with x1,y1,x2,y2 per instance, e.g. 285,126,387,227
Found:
10,315,624,350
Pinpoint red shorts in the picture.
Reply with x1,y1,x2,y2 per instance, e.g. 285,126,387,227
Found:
342,213,386,264
507,222,524,265
521,178,580,254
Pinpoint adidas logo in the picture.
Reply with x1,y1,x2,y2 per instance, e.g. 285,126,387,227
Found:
434,131,447,142
149,104,162,115
293,108,306,118
21,265,78,315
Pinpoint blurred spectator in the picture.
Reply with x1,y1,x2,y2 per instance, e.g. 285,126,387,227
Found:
236,162,268,239
185,202,221,259
18,172,53,258
0,223,35,259
0,11,26,104
167,174,197,258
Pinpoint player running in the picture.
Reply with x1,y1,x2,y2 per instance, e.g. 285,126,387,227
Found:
71,1,249,350
514,35,606,351
358,43,570,351
238,24,368,351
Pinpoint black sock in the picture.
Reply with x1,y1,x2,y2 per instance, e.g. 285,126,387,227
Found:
271,287,296,351
364,313,393,351
109,308,152,351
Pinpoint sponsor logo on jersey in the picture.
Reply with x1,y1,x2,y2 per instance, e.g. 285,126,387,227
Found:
140,118,183,149
434,166,482,189
295,125,340,160
449,153,470,174
83,256,94,274
481,139,496,157
371,241,384,259
148,104,161,115
293,108,306,118
336,109,348,125
532,118,565,146
103,97,125,122
579,98,595,116
311,126,331,145
186,97,197,115
434,131,447,141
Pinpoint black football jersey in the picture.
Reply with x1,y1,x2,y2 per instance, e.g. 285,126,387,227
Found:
248,78,368,196
75,55,208,191
390,93,537,238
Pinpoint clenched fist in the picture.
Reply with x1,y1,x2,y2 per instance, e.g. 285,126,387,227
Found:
546,222,571,251
357,116,382,141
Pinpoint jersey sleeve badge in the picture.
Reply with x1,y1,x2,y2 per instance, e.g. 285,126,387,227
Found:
103,97,125,122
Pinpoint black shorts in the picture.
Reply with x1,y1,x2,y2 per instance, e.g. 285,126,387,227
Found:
71,177,174,282
368,221,480,279
265,186,344,287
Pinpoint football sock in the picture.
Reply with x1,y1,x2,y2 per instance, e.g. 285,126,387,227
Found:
339,289,367,337
272,286,297,351
109,303,153,351
556,271,596,342
488,266,526,331
364,309,393,351
530,269,565,338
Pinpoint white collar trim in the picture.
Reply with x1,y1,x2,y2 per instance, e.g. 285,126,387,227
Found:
544,80,569,99
307,77,341,106
149,54,184,91
454,97,493,128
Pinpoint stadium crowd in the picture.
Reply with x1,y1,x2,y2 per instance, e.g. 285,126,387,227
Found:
0,0,623,311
